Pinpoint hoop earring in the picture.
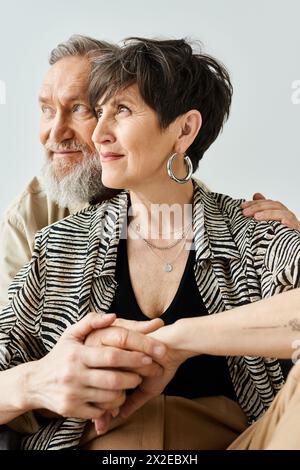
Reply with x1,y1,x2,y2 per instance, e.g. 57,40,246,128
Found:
167,153,193,184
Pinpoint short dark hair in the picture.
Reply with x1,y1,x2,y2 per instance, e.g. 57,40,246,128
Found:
89,37,233,169
49,34,118,65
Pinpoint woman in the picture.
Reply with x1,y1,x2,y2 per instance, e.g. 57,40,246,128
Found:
0,37,300,450
84,37,300,449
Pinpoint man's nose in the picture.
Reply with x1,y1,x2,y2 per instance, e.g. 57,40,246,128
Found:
49,114,74,142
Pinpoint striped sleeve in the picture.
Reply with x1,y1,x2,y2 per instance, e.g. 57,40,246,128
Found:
251,222,300,296
0,232,46,369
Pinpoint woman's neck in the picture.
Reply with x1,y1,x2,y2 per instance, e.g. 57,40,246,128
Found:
128,179,194,239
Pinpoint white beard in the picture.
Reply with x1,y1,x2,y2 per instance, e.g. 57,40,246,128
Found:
41,151,107,208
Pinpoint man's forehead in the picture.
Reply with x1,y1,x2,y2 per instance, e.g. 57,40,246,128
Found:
39,83,88,102
39,56,90,100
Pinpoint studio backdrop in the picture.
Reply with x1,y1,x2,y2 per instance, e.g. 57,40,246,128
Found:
0,0,299,216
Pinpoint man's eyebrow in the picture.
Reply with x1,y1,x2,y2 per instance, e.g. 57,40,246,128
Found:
38,95,50,103
38,94,88,103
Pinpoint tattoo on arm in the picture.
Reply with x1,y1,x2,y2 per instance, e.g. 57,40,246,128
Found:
243,318,300,332
288,319,300,332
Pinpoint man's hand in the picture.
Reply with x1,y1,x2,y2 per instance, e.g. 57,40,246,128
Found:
28,313,166,421
241,193,300,230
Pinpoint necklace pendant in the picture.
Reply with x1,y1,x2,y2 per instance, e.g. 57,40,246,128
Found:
164,263,173,272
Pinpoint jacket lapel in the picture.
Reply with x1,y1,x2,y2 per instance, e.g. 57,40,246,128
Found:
85,191,129,315
193,185,250,314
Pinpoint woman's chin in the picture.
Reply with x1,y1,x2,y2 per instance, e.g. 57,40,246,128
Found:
101,174,125,190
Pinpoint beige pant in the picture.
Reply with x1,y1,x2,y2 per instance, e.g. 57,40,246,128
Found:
80,362,300,450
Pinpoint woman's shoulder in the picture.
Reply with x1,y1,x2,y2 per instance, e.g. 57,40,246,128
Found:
193,181,245,217
34,191,129,245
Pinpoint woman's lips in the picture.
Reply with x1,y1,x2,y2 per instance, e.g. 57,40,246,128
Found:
100,152,124,162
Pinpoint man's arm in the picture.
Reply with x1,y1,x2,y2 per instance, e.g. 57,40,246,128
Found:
0,177,70,309
241,193,300,230
0,313,168,425
0,214,32,308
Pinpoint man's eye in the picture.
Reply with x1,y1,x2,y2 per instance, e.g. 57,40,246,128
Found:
73,104,90,114
41,105,55,117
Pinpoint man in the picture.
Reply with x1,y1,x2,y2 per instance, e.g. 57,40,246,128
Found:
0,34,299,311
0,35,120,309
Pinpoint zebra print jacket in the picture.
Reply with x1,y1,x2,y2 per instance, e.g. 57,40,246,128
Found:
1,182,300,449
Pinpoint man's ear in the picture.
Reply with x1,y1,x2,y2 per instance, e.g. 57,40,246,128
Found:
175,110,202,154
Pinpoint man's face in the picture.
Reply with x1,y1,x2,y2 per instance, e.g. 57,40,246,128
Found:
38,56,119,208
39,56,97,178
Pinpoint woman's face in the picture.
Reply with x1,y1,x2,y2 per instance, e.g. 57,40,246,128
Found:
92,84,179,190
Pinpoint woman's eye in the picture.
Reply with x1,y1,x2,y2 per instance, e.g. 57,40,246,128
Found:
117,104,130,114
95,108,103,119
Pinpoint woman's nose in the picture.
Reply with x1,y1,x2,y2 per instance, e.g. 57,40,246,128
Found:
92,117,116,146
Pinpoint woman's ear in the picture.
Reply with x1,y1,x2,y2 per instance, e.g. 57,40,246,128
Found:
175,110,202,154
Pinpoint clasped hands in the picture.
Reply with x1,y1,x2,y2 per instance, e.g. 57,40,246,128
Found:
33,312,189,436
85,314,190,435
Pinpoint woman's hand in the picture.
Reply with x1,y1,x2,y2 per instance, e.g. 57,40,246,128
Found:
85,317,165,381
241,193,300,230
118,322,194,419
86,316,166,434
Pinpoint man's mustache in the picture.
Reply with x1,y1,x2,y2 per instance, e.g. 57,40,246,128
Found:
44,141,88,153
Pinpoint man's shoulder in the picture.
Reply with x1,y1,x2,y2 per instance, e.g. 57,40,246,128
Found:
4,176,45,213
2,176,70,233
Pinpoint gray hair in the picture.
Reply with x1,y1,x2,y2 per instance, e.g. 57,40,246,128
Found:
49,34,118,65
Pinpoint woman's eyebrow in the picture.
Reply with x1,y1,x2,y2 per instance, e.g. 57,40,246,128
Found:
96,94,136,108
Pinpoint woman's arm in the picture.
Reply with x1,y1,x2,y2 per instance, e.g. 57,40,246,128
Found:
117,289,300,420
153,289,300,360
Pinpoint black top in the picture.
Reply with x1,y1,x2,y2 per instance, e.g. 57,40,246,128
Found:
110,236,237,401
